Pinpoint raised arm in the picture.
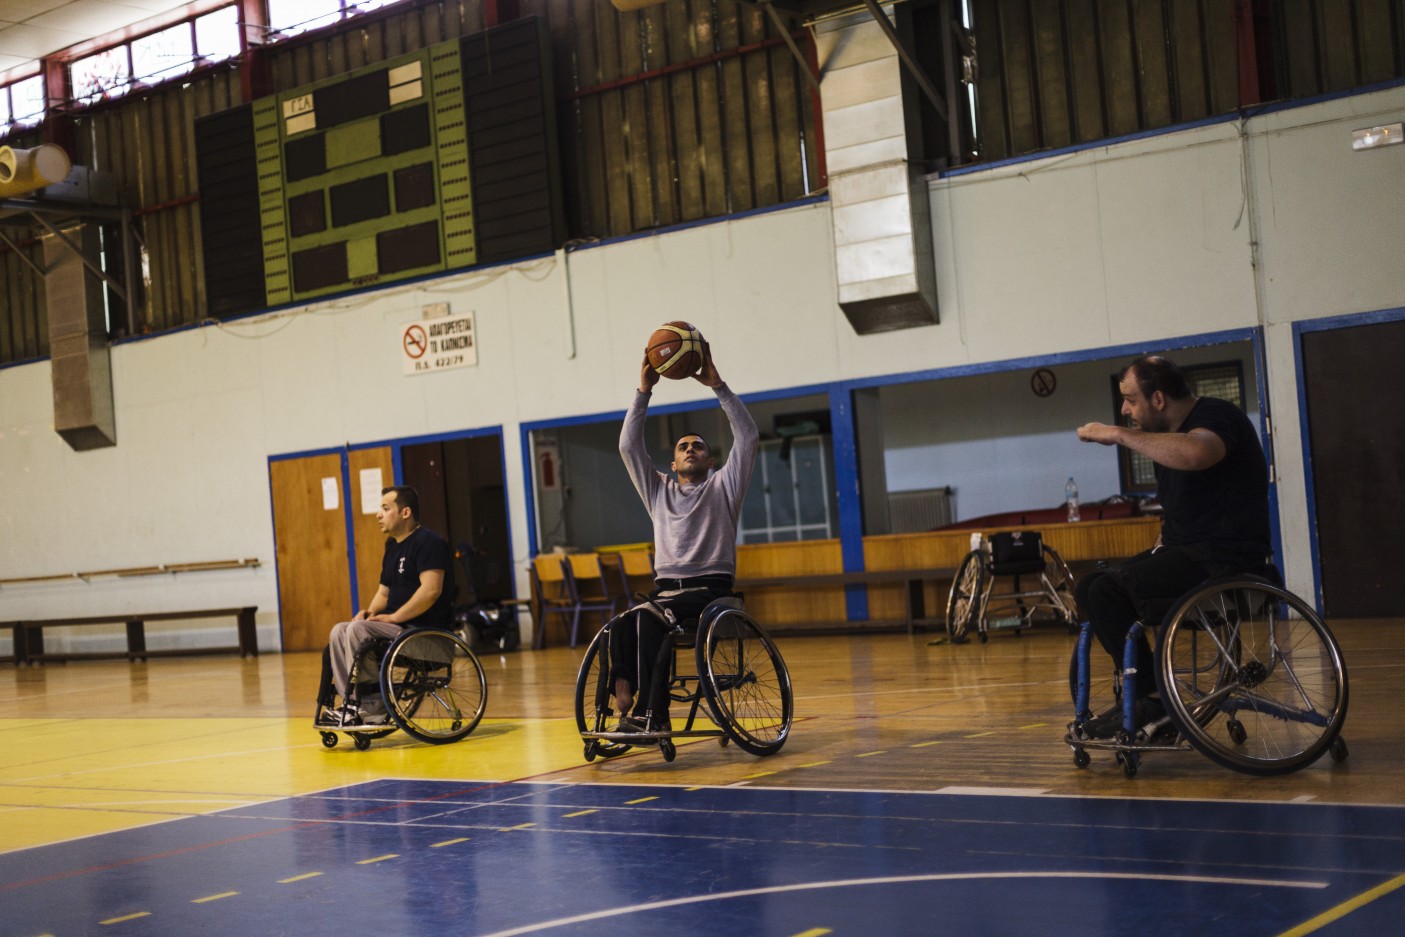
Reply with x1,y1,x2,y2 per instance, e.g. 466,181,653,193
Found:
1077,422,1226,471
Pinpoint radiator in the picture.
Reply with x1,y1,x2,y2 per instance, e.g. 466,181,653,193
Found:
888,487,954,533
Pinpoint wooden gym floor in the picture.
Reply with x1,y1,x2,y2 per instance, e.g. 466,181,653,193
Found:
2,621,1404,935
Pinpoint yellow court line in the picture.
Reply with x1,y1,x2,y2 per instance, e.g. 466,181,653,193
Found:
278,872,322,883
562,810,597,818
743,770,776,779
1276,873,1405,937
101,912,152,925
685,787,704,791
855,751,886,758
192,891,239,904
911,741,942,748
1019,723,1049,729
356,854,399,865
503,823,536,831
430,837,470,847
625,796,658,805
789,929,833,937
797,760,832,767
964,731,995,739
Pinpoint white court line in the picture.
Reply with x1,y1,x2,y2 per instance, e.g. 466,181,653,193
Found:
935,786,1052,797
475,870,1328,937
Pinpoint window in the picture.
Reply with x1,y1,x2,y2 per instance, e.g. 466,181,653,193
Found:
1,89,10,128
132,23,196,86
1114,361,1247,493
9,75,45,127
68,6,241,110
72,47,133,105
267,0,344,38
194,6,242,64
740,436,837,544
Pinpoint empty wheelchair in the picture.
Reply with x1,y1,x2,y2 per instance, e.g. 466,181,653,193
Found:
946,530,1076,643
575,596,792,762
317,626,488,751
1065,567,1348,777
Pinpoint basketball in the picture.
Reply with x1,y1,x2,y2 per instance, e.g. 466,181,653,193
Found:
645,321,705,379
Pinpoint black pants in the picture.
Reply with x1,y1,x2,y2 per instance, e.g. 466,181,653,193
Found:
1075,547,1210,697
609,588,723,718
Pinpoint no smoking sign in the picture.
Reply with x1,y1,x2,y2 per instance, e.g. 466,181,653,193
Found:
400,312,478,375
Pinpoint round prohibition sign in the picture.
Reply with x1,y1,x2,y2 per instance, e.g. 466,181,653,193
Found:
1031,368,1057,397
404,324,428,359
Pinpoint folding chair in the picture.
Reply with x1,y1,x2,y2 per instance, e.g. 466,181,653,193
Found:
563,553,623,648
531,554,577,649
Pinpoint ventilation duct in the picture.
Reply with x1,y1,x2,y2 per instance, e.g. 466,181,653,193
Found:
44,223,117,451
815,10,938,334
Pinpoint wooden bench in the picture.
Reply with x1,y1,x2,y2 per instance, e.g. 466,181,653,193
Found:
735,568,957,634
4,607,259,665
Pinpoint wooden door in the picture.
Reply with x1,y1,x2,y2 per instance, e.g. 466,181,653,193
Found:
1302,319,1405,617
270,453,354,651
348,447,395,614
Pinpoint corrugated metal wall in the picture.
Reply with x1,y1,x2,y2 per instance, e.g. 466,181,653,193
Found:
3,0,1402,363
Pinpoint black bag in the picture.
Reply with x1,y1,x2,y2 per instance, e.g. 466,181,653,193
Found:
989,531,1045,575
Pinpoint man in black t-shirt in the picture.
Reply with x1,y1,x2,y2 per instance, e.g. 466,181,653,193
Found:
316,485,454,725
1074,355,1270,737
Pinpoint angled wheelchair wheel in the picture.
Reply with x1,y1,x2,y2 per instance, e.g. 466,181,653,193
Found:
946,550,986,643
697,608,792,756
574,626,631,760
1043,545,1078,630
1155,577,1348,776
381,629,487,745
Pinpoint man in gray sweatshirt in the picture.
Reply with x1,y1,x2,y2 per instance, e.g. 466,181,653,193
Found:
612,342,759,728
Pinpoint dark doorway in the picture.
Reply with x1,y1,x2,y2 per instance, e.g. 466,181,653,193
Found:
401,434,515,604
1301,318,1405,618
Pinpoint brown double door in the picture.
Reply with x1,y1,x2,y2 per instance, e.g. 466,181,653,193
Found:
269,447,394,652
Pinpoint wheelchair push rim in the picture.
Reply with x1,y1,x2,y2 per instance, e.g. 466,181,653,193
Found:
697,608,793,756
1155,576,1349,777
380,629,488,745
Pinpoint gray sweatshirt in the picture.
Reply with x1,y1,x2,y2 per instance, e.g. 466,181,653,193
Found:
619,384,759,580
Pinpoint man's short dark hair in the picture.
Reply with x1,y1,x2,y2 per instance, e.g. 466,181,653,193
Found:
383,485,421,520
1123,355,1192,401
674,433,711,452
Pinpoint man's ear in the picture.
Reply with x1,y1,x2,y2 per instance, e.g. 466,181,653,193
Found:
1150,390,1167,410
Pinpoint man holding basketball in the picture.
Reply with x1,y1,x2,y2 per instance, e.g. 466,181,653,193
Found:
612,339,759,730
1074,355,1270,737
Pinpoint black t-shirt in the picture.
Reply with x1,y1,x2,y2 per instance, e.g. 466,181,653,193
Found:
380,527,455,626
1155,396,1271,567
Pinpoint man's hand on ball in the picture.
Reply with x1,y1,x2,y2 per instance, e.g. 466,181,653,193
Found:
639,355,661,393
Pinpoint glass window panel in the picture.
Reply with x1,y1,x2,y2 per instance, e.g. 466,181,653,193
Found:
763,447,797,528
72,47,131,104
1,89,10,126
10,75,45,124
195,6,242,62
133,24,194,84
741,462,770,531
792,438,832,526
268,0,343,38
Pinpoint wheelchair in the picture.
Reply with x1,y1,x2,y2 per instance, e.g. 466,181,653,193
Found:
946,530,1077,643
1065,566,1349,777
574,596,792,763
316,626,488,751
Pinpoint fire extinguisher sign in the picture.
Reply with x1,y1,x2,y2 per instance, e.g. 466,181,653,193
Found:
537,444,560,491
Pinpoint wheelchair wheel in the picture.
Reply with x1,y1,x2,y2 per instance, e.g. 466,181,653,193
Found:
1155,577,1348,776
697,608,792,756
381,630,487,745
946,550,986,643
1042,546,1078,629
574,626,631,759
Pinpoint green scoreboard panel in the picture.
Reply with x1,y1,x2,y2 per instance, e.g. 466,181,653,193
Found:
253,41,473,305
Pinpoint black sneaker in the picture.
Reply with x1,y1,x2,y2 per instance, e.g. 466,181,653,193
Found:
1082,705,1125,740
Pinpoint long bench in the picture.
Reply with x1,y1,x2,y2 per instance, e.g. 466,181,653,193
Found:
4,607,259,665
735,568,956,634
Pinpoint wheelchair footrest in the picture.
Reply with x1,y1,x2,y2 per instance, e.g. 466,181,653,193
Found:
1063,731,1191,754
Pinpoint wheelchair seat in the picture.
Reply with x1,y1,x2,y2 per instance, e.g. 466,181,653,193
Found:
947,530,1077,643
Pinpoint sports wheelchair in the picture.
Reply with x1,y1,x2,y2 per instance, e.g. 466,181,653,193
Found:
1065,566,1349,777
575,596,792,762
316,626,488,751
946,530,1077,643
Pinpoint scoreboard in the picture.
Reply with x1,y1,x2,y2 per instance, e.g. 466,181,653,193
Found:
195,16,563,319
254,41,472,304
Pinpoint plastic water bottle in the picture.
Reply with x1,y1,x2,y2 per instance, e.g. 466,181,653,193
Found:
1065,477,1081,523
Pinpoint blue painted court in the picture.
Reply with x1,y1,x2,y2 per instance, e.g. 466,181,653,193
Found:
4,780,1403,936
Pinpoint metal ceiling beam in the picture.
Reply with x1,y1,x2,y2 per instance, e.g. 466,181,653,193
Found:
859,0,947,122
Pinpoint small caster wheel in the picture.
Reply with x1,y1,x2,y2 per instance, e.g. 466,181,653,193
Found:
584,740,599,762
1117,751,1138,778
978,631,988,644
354,735,372,751
1227,719,1247,745
1330,736,1349,762
718,736,730,748
320,732,338,749
660,739,676,762
1072,748,1090,769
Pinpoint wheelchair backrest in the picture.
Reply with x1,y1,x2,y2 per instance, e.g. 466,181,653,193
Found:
989,531,1045,575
